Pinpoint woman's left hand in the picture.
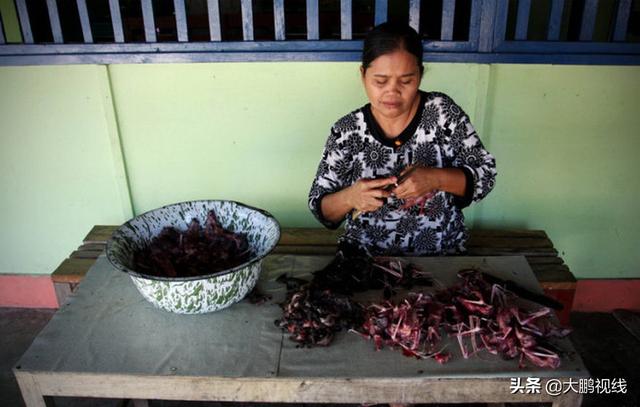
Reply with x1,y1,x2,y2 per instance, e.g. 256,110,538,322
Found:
392,166,441,200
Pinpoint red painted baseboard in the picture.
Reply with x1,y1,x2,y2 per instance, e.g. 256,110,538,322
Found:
1,274,638,313
0,274,58,308
573,279,640,312
543,288,575,326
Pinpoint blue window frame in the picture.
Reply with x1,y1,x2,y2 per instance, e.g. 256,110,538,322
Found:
0,0,638,65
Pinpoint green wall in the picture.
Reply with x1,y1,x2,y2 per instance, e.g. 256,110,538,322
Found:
1,62,638,279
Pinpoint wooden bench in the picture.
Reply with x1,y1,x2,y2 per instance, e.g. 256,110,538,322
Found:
52,226,577,323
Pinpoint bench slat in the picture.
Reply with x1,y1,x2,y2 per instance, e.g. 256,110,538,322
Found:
467,237,552,248
68,226,573,292
85,226,550,245
84,225,118,244
466,247,558,256
52,258,100,283
70,250,104,259
78,243,107,251
272,245,337,255
524,256,563,265
529,264,575,284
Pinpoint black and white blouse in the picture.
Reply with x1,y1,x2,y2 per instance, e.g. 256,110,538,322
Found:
308,91,497,255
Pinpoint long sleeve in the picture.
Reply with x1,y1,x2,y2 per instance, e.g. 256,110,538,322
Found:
308,128,349,229
441,96,497,208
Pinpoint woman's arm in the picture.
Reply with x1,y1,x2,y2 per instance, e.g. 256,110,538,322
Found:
395,95,496,206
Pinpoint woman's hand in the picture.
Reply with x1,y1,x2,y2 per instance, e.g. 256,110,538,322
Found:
393,166,467,208
347,177,397,213
393,166,441,200
319,176,397,223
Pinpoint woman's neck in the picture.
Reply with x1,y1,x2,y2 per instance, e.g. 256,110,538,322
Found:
371,94,421,139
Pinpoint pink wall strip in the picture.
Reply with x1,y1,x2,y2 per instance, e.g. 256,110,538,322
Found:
0,275,58,308
1,275,638,312
573,279,640,312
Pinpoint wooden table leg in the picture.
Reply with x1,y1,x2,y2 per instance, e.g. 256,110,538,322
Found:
14,370,51,407
552,392,583,407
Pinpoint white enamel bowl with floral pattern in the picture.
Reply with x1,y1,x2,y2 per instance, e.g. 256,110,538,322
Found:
106,200,280,314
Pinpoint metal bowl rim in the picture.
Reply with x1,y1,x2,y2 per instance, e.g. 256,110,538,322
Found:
106,199,281,282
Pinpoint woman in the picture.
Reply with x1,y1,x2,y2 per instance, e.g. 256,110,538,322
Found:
308,22,496,255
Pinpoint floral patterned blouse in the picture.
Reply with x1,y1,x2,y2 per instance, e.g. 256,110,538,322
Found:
308,90,497,255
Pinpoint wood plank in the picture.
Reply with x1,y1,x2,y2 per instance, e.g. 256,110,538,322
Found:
76,0,93,43
306,0,319,40
274,0,285,40
466,247,558,256
340,0,352,40
13,371,48,407
478,0,499,52
30,372,567,404
46,0,63,43
70,250,104,259
78,243,107,251
612,309,640,342
272,245,337,255
529,263,576,284
613,0,632,41
408,0,420,32
207,0,221,41
467,237,552,248
15,0,34,44
579,0,598,41
276,229,551,246
468,0,481,46
173,0,188,42
547,0,565,40
54,282,73,307
278,228,342,245
374,0,387,25
514,0,530,40
141,0,156,42
74,226,574,288
83,227,554,249
441,0,455,41
51,258,98,283
240,0,254,41
469,229,548,238
524,256,563,265
109,0,125,43
84,225,117,244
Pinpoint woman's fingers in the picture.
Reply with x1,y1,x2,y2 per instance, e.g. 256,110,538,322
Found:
363,198,385,212
399,165,415,177
393,179,415,199
363,176,397,190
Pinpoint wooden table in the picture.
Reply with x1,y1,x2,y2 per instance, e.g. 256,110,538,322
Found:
19,254,587,406
52,227,578,323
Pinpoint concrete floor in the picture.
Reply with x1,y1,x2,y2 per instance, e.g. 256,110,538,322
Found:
1,308,638,407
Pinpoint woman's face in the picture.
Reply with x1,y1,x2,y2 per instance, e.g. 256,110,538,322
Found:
361,49,422,120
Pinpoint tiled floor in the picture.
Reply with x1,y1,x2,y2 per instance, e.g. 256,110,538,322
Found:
1,308,638,407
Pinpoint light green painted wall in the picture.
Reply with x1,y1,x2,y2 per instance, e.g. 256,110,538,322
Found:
0,66,129,275
481,65,640,279
107,63,483,224
1,62,639,279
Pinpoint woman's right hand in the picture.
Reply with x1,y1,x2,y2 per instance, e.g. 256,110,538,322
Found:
346,177,397,213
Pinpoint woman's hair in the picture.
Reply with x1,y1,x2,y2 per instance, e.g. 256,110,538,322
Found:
361,22,424,76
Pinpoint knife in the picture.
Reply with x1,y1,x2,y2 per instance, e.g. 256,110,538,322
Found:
352,167,417,220
480,272,564,310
